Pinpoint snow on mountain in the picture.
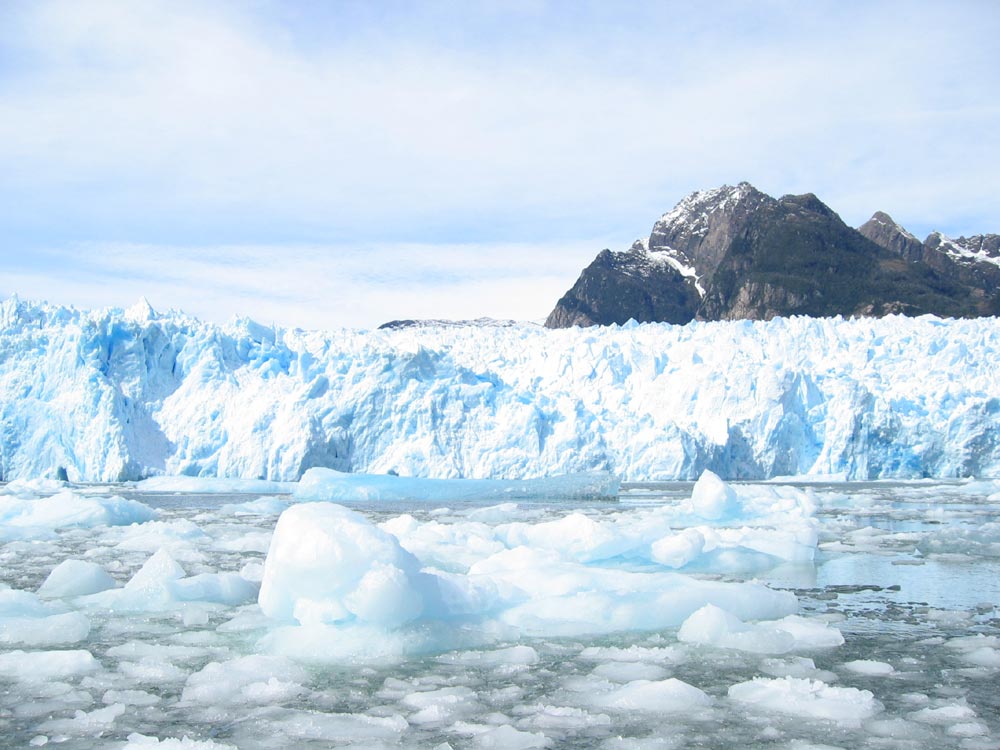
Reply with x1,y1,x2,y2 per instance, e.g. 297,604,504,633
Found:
925,231,1000,269
1,295,999,482
548,183,998,328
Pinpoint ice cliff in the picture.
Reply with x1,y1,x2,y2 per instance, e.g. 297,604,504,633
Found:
1,295,998,482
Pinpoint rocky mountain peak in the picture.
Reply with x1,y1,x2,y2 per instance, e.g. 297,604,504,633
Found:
652,182,769,242
858,211,923,261
546,184,998,328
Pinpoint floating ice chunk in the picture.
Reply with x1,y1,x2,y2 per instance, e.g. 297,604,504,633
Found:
294,467,619,502
117,659,189,684
864,718,932,740
515,704,612,731
182,655,307,705
908,702,978,724
677,603,744,642
0,491,156,538
591,661,669,682
0,611,90,646
2,478,67,495
0,588,64,617
842,659,894,676
402,685,482,724
466,503,522,523
916,522,1000,559
122,548,186,602
122,733,238,750
345,561,425,627
651,529,705,568
482,549,797,637
114,519,209,554
241,707,408,743
497,513,625,563
690,470,740,520
86,548,254,611
0,649,100,682
770,615,845,649
37,702,125,735
259,503,437,627
219,495,290,516
678,604,794,654
678,606,842,654
578,645,685,664
239,561,265,583
759,656,837,682
945,634,1000,667
437,645,539,667
946,721,990,737
214,531,272,553
103,689,161,706
172,573,259,606
728,677,882,726
592,678,712,712
472,725,550,749
38,559,117,598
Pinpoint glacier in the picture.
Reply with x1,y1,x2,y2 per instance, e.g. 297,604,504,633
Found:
1,294,999,482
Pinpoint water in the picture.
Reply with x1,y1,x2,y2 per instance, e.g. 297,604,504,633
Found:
1,480,999,749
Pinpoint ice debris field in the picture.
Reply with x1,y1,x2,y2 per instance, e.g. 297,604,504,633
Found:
2,472,1000,749
2,296,1000,483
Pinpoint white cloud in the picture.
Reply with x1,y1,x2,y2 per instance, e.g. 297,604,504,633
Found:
0,0,997,329
1,0,996,239
1,241,601,329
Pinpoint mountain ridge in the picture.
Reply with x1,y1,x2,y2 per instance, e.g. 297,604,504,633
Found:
546,184,1000,328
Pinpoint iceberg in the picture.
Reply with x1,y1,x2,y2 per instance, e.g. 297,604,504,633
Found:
0,489,157,540
293,467,620,502
255,478,807,660
1,295,1000,482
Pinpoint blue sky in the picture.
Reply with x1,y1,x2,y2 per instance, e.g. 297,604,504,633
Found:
1,0,998,329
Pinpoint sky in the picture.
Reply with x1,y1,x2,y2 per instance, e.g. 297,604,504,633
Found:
1,0,998,330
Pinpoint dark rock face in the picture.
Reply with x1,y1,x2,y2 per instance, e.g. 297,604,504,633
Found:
546,184,998,327
858,211,924,261
545,242,701,328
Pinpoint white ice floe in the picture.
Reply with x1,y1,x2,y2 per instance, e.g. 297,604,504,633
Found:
841,659,895,676
79,548,258,612
677,605,843,654
0,649,100,682
293,467,620,502
0,490,156,540
589,678,712,713
37,559,117,598
255,492,803,658
728,676,882,725
122,734,238,750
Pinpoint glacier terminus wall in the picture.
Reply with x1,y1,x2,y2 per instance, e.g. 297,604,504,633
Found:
1,295,998,482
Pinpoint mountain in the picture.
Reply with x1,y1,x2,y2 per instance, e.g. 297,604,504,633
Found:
2,296,1000,482
546,183,999,327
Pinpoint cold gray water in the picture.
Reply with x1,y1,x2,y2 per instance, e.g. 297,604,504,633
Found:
1,479,999,749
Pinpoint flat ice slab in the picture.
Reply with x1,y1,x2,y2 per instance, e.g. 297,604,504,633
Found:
293,467,620,502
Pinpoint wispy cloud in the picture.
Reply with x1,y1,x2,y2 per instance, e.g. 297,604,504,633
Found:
0,1,997,327
2,241,600,329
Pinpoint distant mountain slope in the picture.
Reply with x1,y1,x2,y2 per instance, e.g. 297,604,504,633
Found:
547,183,999,327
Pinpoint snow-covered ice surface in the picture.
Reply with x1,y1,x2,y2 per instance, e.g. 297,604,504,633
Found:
3,295,1000,482
2,476,999,749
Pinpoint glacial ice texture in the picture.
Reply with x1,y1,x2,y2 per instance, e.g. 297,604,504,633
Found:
1,478,999,749
2,296,1000,482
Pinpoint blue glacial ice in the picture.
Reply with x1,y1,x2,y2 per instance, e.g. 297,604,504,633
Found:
2,295,1000,482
